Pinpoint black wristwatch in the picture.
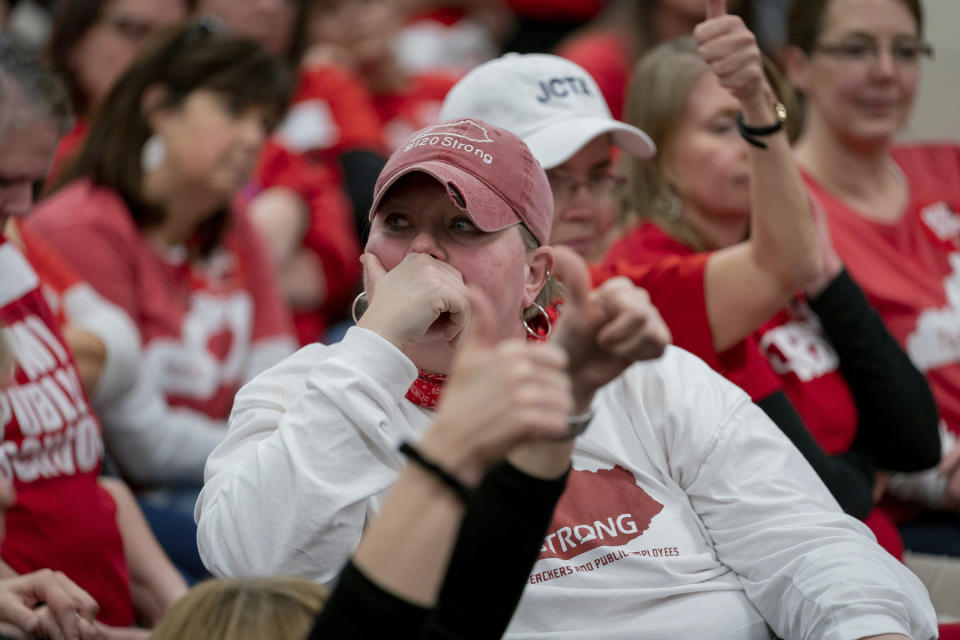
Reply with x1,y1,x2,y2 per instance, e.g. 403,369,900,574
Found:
736,101,787,149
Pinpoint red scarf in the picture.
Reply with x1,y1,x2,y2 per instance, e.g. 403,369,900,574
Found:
405,303,560,409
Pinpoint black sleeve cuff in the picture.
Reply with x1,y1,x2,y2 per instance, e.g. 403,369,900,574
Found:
308,561,429,640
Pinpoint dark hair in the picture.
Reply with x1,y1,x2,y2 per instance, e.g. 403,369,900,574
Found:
54,19,293,256
0,33,73,136
47,0,191,116
787,0,924,52
47,0,109,116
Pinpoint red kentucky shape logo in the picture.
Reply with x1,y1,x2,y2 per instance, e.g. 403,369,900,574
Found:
539,465,663,561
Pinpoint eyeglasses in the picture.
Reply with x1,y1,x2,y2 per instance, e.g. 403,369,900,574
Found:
547,170,626,204
812,38,934,66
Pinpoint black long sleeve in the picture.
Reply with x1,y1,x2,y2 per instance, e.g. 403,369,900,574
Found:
756,390,875,519
307,462,569,640
425,462,569,639
808,269,941,471
307,560,430,640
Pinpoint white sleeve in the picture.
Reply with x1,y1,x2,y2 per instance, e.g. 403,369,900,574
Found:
195,326,419,582
60,282,140,405
648,349,937,640
95,372,226,486
61,281,226,485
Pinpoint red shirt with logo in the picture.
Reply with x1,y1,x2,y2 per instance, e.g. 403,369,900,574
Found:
597,222,782,401
804,144,960,436
0,236,133,626
754,299,858,454
25,180,296,422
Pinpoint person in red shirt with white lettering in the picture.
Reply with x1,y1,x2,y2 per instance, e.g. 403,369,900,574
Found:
782,0,960,555
601,7,941,558
1,33,186,638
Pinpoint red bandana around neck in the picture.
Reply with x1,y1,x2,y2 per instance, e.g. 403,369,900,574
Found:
404,302,561,409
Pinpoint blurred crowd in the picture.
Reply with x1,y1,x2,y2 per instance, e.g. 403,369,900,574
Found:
1,0,959,638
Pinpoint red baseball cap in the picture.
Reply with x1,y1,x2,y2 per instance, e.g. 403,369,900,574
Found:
369,118,554,246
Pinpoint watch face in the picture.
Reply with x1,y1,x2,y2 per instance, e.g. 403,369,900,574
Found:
774,102,788,123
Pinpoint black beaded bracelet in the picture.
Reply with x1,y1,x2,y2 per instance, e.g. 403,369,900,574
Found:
399,442,472,503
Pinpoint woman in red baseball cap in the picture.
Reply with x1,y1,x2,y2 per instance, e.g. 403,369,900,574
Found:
198,115,934,638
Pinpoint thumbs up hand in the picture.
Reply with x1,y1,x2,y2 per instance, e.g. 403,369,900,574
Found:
420,288,574,487
704,0,726,19
551,246,671,414
693,0,768,105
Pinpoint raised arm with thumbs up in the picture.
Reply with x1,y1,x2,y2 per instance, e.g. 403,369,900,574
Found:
685,0,823,351
694,0,773,123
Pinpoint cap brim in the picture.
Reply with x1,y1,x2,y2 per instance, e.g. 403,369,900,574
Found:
369,160,519,234
524,117,656,169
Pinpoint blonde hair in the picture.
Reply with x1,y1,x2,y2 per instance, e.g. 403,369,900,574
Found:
622,36,800,252
622,36,710,250
151,576,330,640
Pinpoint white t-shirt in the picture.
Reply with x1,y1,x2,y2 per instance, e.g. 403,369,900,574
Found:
196,327,936,640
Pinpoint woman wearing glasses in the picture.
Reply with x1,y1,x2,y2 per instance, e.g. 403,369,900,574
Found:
45,0,187,179
784,0,960,555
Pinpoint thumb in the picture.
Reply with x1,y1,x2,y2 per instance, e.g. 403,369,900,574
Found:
361,252,387,295
705,0,726,19
460,287,497,353
551,245,592,312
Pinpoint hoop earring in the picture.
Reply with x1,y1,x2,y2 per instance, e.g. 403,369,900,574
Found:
351,291,368,323
654,194,683,221
522,303,552,339
141,133,166,172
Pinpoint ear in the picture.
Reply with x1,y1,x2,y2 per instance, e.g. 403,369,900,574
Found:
523,245,554,307
140,83,171,132
782,46,812,95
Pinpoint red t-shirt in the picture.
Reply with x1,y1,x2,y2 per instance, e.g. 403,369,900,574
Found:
555,28,631,121
598,222,781,401
26,180,296,421
0,237,133,626
755,299,859,454
804,144,960,436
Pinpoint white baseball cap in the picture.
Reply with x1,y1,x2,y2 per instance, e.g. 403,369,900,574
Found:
440,52,655,170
